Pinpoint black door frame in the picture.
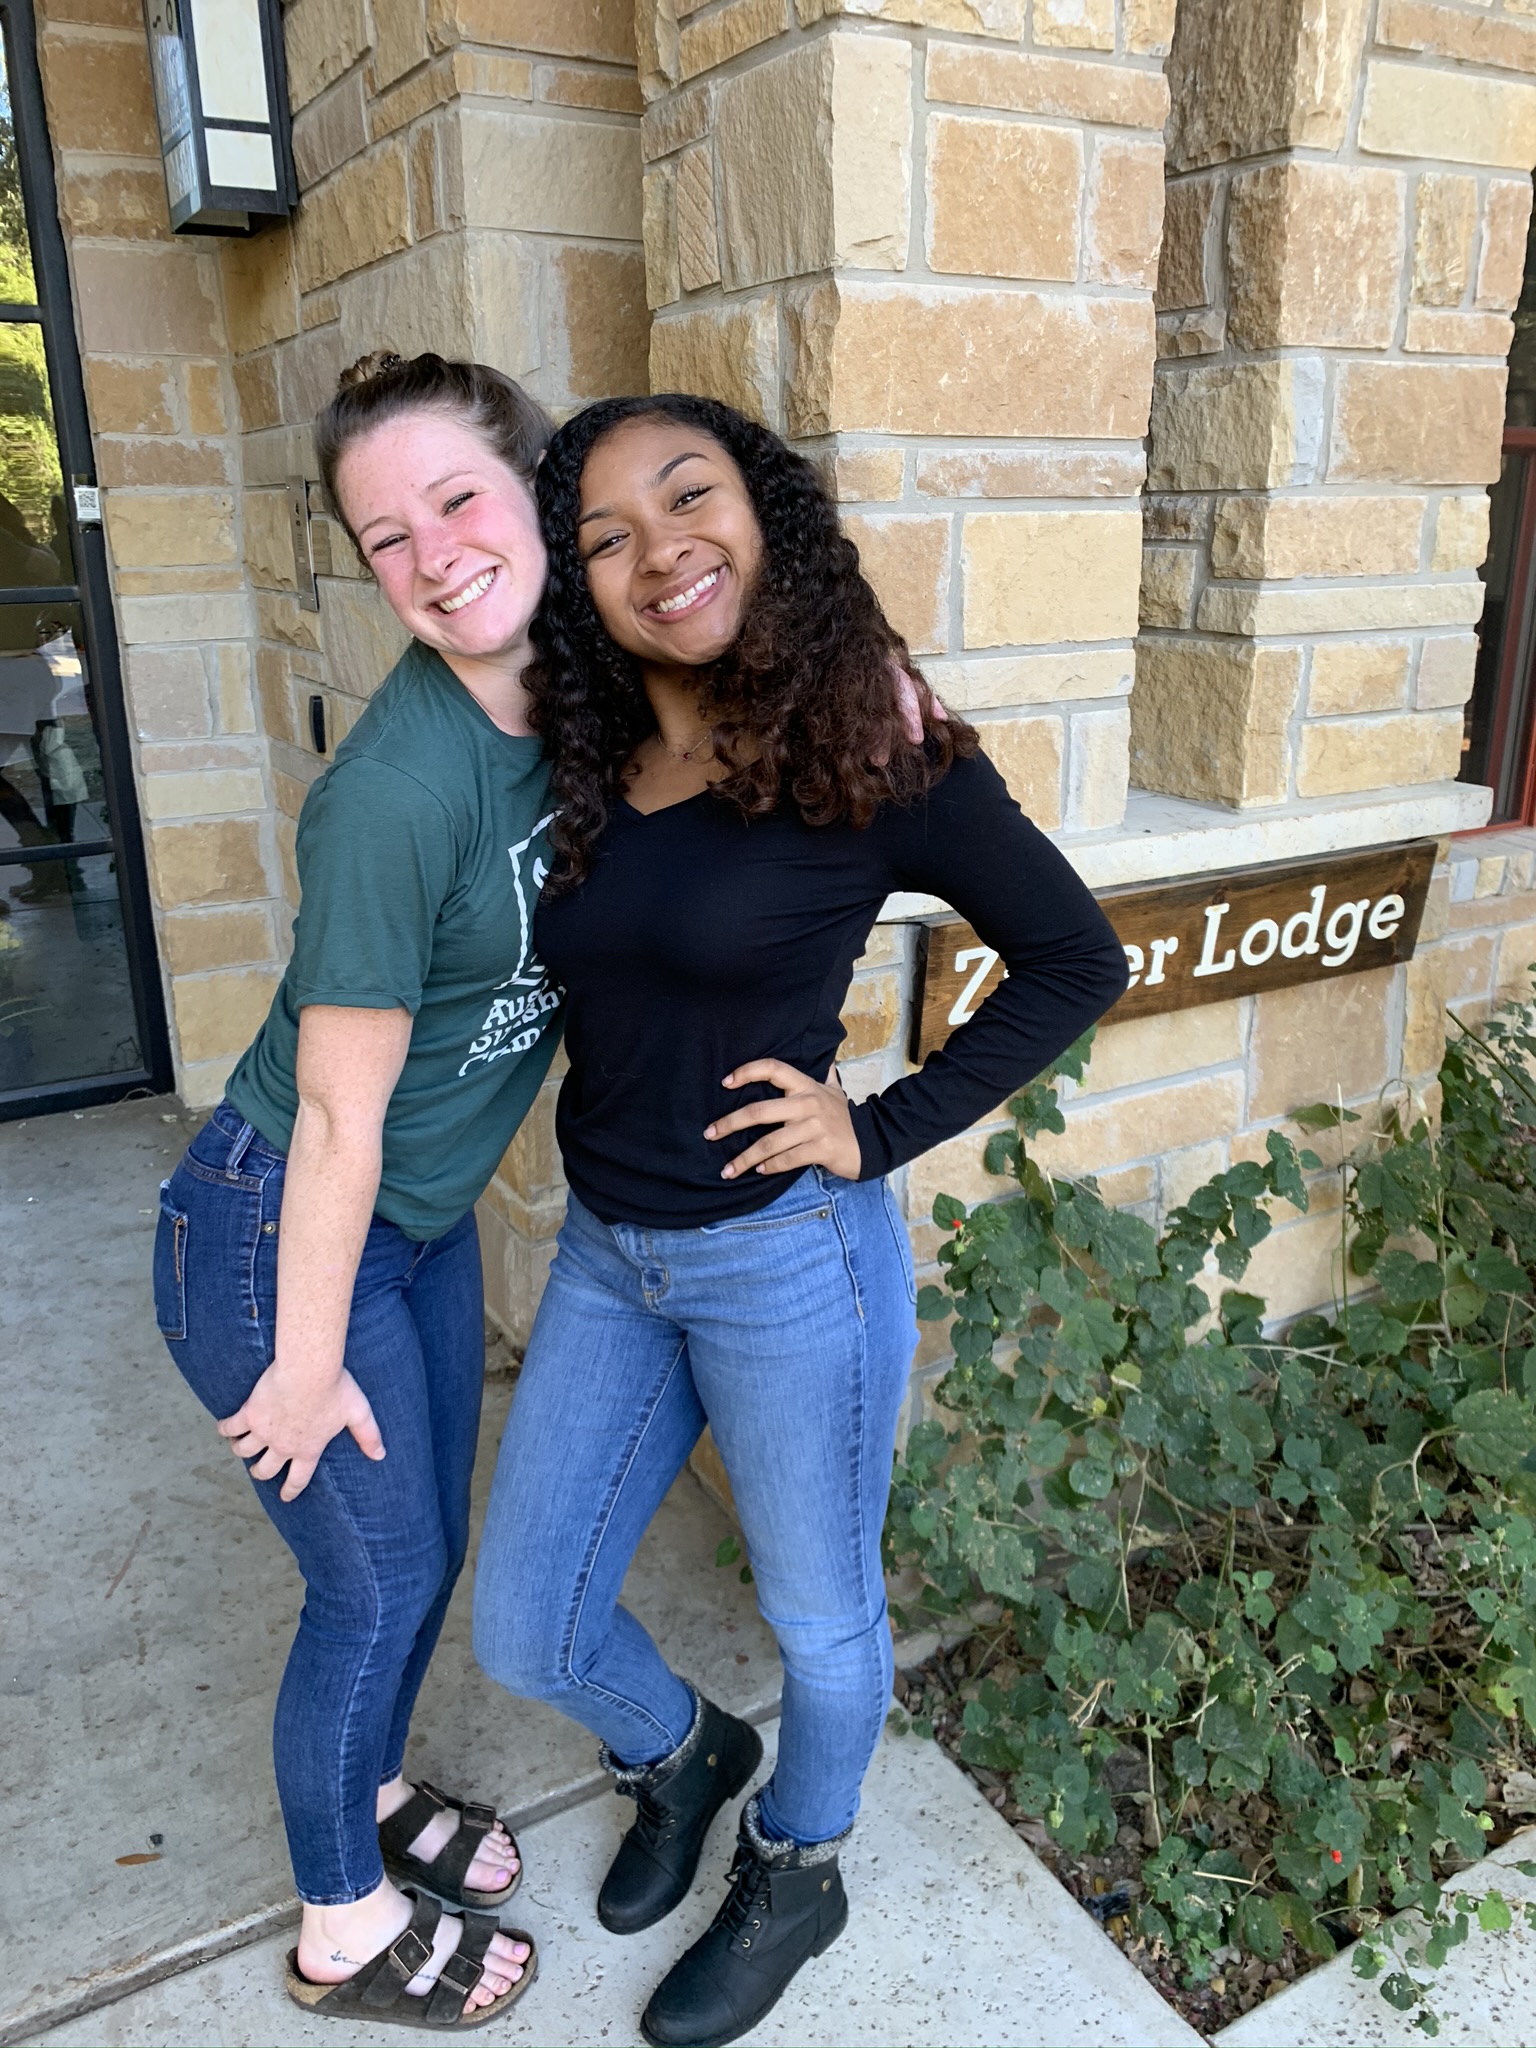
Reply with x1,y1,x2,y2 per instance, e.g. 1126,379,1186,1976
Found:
0,0,173,1119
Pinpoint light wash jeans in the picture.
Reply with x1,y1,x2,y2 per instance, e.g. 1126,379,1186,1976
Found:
153,1100,486,1904
472,1167,918,1847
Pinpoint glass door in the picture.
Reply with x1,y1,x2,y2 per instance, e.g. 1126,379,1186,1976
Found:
0,0,170,1115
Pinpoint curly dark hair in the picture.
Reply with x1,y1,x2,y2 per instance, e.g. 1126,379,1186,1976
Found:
529,392,975,892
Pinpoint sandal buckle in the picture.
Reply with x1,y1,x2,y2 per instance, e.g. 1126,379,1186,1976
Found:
461,1801,496,1831
392,1928,432,1976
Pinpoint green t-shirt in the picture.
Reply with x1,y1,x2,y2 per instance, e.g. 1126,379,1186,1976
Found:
227,641,562,1239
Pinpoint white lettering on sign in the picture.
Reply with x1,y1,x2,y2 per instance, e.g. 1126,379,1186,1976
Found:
1281,885,1325,959
948,944,1002,1026
1188,884,1404,983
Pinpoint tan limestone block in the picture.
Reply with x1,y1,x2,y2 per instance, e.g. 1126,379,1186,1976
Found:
83,359,175,435
1165,0,1370,169
1329,363,1505,485
1440,933,1497,1007
1497,921,1536,998
1419,868,1451,943
680,0,787,81
1476,179,1535,311
292,142,409,292
275,325,348,430
1159,1140,1232,1216
1432,495,1491,574
1143,494,1210,543
926,114,1081,282
538,66,645,115
493,1083,562,1203
173,969,282,1066
210,645,256,736
1227,161,1404,351
1404,308,1515,355
1148,359,1316,494
796,0,1024,31
147,819,269,910
430,0,637,63
843,514,951,655
915,446,1147,498
185,363,227,436
222,232,299,356
73,244,224,356
105,491,236,569
1032,0,1114,51
457,110,642,240
38,30,158,154
284,0,370,111
256,645,298,745
1475,855,1507,901
925,40,1169,129
852,923,903,971
923,647,1131,710
1027,1071,1247,1182
1229,1207,1348,1323
336,232,539,378
160,908,276,976
1157,308,1226,357
125,647,212,742
903,1116,1014,1212
1084,140,1164,290
1197,581,1483,637
1066,704,1130,830
367,55,458,140
142,767,266,822
1416,633,1478,709
786,280,1154,440
652,299,779,424
257,591,322,654
676,146,721,291
38,0,143,22
838,970,903,1058
643,161,681,308
962,507,1141,649
1307,641,1411,716
1156,177,1216,312
828,32,913,272
371,0,432,92
1413,173,1477,306
1377,0,1536,75
641,79,714,162
410,125,439,243
1448,885,1536,932
243,490,298,592
828,445,906,501
96,439,230,488
555,246,651,401
1077,1000,1245,1097
233,356,281,434
1138,545,1197,629
292,75,368,191
1359,60,1536,168
1210,494,1425,581
1130,639,1299,807
318,579,411,699
1124,0,1176,55
1249,967,1393,1122
119,591,252,643
977,712,1065,828
57,163,171,241
1403,950,1450,1076
115,568,244,597
1295,708,1464,798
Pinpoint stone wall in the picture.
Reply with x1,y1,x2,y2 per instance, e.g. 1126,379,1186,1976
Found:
35,0,278,1108
1135,0,1533,813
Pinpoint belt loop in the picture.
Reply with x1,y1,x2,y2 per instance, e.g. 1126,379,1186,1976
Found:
225,1121,257,1176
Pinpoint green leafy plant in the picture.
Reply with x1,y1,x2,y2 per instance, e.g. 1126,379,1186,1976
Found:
884,979,1536,2033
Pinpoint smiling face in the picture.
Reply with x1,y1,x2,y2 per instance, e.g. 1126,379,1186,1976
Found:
575,416,765,671
334,409,547,675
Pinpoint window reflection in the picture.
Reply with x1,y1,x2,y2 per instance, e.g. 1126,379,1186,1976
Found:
0,323,70,588
0,610,106,852
0,852,141,1090
0,44,36,305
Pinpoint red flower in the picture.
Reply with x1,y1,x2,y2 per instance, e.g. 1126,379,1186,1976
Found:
1330,1849,1343,1864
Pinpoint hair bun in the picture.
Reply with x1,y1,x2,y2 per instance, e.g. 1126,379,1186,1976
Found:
338,350,405,391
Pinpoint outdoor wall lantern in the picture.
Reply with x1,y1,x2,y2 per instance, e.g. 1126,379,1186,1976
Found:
142,0,298,233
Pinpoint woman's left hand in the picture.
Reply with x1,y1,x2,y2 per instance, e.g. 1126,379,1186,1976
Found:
706,1060,862,1181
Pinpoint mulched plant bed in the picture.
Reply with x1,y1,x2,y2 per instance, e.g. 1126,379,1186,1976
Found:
894,1637,1536,2039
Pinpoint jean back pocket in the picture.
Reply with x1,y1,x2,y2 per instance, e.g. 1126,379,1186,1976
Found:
153,1181,188,1340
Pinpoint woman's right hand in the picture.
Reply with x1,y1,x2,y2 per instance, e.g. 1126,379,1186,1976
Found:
218,1362,385,1502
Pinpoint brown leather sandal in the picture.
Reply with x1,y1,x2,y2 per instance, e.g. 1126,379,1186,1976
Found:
284,1887,538,2032
379,1779,522,1910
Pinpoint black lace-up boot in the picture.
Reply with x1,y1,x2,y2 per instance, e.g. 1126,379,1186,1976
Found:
639,1795,849,2048
597,1692,763,1935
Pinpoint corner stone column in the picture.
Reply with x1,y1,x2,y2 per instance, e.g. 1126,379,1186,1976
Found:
636,0,1175,843
1135,0,1532,815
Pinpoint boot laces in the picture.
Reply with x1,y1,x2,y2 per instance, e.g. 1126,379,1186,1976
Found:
630,1786,678,1848
716,1848,773,1950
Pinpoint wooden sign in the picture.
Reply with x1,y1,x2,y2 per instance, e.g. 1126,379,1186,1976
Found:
909,839,1437,1062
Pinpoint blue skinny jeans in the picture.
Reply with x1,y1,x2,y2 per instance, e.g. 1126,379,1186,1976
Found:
472,1167,918,1848
152,1101,485,1905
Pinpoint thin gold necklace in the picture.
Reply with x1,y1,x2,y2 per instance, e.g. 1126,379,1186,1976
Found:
654,727,713,762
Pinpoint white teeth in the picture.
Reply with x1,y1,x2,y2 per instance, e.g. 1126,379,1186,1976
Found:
438,569,495,613
654,569,719,615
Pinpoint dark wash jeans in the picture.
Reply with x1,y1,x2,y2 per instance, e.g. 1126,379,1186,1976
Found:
153,1100,485,1905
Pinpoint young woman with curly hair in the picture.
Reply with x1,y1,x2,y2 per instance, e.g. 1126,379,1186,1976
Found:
471,392,1130,2047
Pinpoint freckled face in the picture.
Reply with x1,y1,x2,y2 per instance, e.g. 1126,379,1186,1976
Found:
335,412,547,665
575,418,764,670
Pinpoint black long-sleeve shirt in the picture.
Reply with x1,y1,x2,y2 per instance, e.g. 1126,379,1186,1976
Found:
533,748,1130,1228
